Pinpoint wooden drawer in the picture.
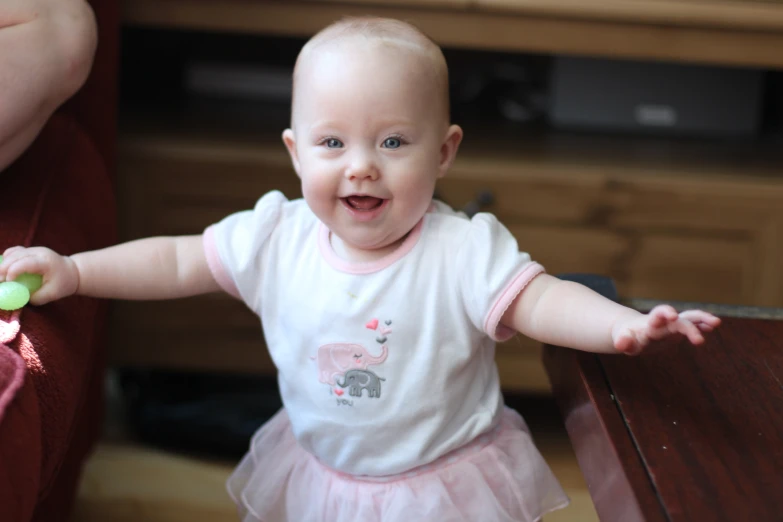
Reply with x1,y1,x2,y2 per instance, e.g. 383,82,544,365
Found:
436,174,774,306
506,225,753,304
118,150,302,239
111,295,274,374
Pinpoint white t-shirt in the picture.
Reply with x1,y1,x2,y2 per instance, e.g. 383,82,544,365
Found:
203,191,544,477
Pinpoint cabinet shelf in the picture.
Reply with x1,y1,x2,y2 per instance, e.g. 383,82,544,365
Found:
121,0,783,68
120,107,783,186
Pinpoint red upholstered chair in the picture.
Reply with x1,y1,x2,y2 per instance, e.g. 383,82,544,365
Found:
0,1,119,520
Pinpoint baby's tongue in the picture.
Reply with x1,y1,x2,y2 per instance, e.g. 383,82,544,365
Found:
347,196,383,210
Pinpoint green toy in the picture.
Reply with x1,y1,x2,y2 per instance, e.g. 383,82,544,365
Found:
0,282,30,311
13,272,43,293
0,254,44,311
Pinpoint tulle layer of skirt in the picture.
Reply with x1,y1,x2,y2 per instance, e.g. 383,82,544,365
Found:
227,406,569,522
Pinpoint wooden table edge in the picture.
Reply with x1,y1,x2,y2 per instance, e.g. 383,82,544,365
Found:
542,346,669,522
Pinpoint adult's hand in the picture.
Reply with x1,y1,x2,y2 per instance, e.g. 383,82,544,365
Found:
0,0,97,172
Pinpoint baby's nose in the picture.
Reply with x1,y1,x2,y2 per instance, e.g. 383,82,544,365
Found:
345,151,379,181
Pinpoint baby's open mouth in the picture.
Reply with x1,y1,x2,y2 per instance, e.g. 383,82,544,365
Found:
343,195,385,211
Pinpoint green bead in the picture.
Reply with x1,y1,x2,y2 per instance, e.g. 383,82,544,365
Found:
0,281,30,311
14,273,43,293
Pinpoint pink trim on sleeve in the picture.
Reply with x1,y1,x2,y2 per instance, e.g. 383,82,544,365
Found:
203,226,241,299
484,262,546,342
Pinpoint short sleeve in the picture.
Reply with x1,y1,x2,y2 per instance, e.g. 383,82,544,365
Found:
458,213,545,342
202,190,286,308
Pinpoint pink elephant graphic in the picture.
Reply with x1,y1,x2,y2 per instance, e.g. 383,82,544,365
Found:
314,343,388,385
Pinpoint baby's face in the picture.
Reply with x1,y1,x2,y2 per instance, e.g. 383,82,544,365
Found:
284,40,461,254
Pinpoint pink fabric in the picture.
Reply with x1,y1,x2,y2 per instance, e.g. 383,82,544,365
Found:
484,263,546,342
203,226,241,298
227,407,569,522
0,314,42,522
318,218,425,274
0,315,25,421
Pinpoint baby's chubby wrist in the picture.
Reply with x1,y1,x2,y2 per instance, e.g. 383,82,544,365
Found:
609,308,645,346
62,254,82,298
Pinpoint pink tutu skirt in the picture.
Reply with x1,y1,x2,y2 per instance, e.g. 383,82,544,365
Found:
227,406,569,522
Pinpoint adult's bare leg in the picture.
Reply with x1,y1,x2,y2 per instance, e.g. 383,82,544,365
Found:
0,0,97,171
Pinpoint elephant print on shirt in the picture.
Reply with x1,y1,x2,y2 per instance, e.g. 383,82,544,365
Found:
337,369,386,398
314,342,388,386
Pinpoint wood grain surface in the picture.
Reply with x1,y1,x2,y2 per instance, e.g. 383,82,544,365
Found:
601,317,783,521
546,316,783,521
544,349,668,522
121,0,783,68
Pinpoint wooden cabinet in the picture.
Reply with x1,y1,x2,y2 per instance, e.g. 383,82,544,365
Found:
111,118,783,393
113,0,783,393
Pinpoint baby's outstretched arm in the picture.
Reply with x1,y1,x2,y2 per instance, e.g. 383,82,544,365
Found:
0,236,221,305
501,274,720,355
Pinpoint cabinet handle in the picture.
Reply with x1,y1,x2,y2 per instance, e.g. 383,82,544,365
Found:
434,190,495,217
461,190,495,217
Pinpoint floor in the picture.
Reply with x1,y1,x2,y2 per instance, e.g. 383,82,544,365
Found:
72,381,599,522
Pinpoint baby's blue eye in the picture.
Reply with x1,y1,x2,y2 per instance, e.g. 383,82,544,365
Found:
383,137,402,149
325,138,343,149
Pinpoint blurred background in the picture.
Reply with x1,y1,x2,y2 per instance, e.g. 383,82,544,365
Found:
72,1,783,521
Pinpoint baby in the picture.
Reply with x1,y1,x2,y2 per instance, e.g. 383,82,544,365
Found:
0,16,720,522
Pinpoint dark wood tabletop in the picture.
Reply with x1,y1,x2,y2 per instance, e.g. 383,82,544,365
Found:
544,303,783,522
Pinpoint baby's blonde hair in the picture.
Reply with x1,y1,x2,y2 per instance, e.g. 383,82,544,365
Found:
291,16,450,125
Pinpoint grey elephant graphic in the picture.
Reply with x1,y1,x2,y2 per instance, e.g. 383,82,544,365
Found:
336,369,385,398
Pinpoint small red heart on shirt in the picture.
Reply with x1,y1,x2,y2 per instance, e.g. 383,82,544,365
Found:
335,388,344,396
365,318,379,330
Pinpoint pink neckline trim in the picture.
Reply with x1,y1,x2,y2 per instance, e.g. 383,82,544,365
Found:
318,219,425,274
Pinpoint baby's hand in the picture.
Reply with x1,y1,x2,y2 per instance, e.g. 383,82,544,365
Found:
0,246,79,305
612,305,721,355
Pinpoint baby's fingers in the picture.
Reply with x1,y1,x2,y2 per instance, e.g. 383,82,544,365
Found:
0,247,36,279
674,318,705,345
648,305,679,328
28,283,61,306
2,246,25,258
678,310,721,335
691,322,716,333
4,257,47,283
679,310,721,328
614,333,643,355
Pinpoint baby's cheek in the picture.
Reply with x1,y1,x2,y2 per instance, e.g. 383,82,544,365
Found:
301,172,338,216
398,173,436,205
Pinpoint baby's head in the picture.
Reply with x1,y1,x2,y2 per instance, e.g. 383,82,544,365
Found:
283,17,463,257
291,17,451,130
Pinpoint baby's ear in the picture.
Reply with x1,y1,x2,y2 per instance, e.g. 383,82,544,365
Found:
438,124,463,178
282,129,301,177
